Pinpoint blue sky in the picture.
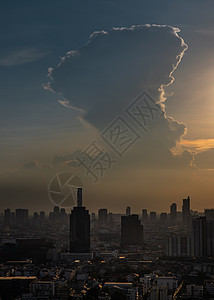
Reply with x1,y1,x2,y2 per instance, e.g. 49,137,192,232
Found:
1,0,214,212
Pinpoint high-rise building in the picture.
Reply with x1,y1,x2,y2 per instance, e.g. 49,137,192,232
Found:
166,236,192,257
121,214,143,249
70,188,90,253
98,209,108,226
150,211,157,223
4,208,11,225
205,209,214,257
77,187,82,207
192,217,207,257
126,206,131,216
160,212,167,224
54,206,60,214
91,212,96,221
142,209,148,224
182,196,190,225
170,203,177,223
40,211,45,220
15,209,28,226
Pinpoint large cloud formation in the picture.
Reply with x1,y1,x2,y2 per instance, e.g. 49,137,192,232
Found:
45,25,190,167
46,25,187,128
3,24,192,211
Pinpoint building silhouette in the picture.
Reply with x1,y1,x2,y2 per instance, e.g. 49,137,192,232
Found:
98,209,108,226
4,208,11,225
192,217,207,257
121,214,143,250
182,196,190,225
170,203,177,224
160,212,167,224
126,206,131,216
70,188,90,253
205,209,214,257
150,211,157,223
15,209,28,226
142,209,148,224
166,236,192,257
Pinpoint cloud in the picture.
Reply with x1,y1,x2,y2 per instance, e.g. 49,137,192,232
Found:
0,49,45,66
0,24,194,211
53,151,81,167
45,24,187,130
58,100,72,108
45,25,191,168
177,139,214,154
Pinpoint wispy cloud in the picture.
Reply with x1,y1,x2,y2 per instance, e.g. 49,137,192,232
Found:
57,99,85,113
173,139,214,155
0,48,46,66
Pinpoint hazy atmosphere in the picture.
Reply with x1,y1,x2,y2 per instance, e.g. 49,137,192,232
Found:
1,0,214,213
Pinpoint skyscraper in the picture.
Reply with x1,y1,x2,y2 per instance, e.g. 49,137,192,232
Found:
4,208,11,225
205,209,214,257
15,209,28,226
77,187,82,207
150,211,157,223
192,217,207,257
121,214,143,250
98,209,108,226
54,206,59,214
182,196,190,225
160,213,167,224
142,209,148,224
70,188,90,253
170,203,177,224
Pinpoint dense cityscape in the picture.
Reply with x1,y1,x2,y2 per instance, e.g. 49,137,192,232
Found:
0,190,213,299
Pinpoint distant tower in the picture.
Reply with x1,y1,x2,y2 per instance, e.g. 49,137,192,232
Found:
77,188,82,207
160,213,167,224
98,209,108,226
70,189,90,253
205,209,214,257
121,214,143,250
192,217,207,257
142,209,148,224
150,211,157,223
54,206,59,214
15,209,28,226
4,208,11,225
170,203,177,224
126,206,131,216
182,196,190,225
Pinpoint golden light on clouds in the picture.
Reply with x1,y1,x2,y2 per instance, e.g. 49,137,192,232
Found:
173,139,214,154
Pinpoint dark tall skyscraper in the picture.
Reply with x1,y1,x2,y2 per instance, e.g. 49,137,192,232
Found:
15,209,28,226
98,209,108,226
182,196,190,225
70,188,90,253
77,187,82,207
170,203,177,223
121,214,143,249
192,217,207,257
205,209,214,257
4,208,11,225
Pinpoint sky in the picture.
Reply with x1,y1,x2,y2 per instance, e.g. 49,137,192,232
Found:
0,0,214,214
